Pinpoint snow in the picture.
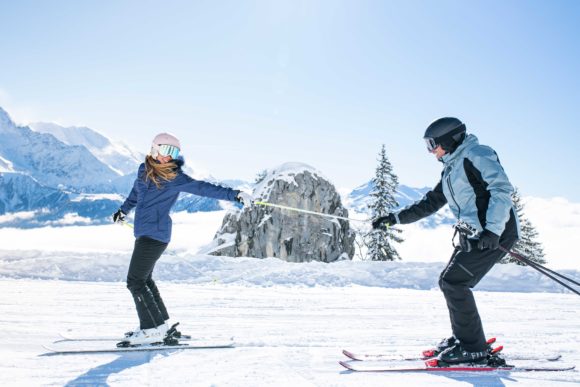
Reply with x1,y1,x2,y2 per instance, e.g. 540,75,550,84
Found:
0,211,579,385
0,280,578,386
253,162,326,199
0,154,14,172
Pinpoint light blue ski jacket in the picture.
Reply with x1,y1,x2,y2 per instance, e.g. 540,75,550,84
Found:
396,134,519,237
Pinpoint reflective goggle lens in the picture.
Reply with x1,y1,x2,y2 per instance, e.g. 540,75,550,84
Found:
158,144,180,159
424,137,438,152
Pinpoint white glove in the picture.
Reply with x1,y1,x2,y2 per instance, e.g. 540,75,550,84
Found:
236,192,254,207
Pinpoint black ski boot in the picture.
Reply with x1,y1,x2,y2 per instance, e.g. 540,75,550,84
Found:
424,336,497,358
423,336,459,358
438,344,488,364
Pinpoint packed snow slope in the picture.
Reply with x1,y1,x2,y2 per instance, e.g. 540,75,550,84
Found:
0,280,578,386
1,249,579,294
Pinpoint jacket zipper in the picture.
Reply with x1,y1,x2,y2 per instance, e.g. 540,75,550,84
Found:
446,168,461,218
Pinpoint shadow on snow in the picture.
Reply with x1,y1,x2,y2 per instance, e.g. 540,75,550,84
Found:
63,351,175,386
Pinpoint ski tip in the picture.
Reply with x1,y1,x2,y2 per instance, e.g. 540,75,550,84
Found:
40,345,61,356
342,349,358,360
53,333,73,343
339,360,355,371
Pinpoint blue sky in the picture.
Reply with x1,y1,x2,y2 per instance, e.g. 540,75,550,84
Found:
1,0,579,200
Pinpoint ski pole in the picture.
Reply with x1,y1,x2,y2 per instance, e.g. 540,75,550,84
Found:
121,220,134,229
499,246,580,296
522,259,580,296
499,246,580,286
254,201,370,223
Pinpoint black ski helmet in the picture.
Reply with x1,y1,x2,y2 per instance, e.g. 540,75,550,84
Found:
423,117,466,153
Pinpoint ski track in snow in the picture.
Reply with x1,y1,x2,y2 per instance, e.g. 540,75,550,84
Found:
0,280,578,386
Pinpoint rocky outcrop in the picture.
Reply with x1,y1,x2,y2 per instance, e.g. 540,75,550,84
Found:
211,163,355,262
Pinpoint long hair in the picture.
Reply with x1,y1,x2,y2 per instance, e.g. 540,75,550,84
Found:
144,155,178,188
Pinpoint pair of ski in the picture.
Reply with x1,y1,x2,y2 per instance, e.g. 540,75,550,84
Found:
43,324,234,356
340,338,574,373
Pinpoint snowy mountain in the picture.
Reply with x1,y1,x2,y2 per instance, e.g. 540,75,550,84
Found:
29,122,143,175
0,155,14,172
0,171,131,228
0,172,68,218
0,106,243,227
344,180,455,227
0,107,121,189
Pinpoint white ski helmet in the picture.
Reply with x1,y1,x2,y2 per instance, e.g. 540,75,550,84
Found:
150,132,181,159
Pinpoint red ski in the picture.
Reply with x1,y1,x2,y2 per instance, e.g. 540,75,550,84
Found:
339,360,574,373
343,337,561,363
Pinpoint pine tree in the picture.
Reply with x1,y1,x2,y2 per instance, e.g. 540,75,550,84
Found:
367,145,403,261
501,187,546,265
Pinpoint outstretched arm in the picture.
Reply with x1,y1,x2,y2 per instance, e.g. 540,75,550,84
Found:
174,173,240,201
373,179,447,230
396,179,447,224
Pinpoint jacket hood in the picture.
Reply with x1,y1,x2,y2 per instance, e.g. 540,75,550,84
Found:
174,156,185,169
441,134,479,164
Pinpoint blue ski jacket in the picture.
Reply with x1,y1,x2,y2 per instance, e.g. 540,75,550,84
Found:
395,134,519,237
120,158,240,243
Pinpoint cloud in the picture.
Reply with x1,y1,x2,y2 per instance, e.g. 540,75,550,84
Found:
46,213,92,226
520,196,580,269
0,211,36,223
524,196,580,228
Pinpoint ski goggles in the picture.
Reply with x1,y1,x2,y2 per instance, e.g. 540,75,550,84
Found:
424,137,439,152
157,144,180,159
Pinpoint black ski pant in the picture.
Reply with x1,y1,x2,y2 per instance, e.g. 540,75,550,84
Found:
439,213,518,352
126,236,170,330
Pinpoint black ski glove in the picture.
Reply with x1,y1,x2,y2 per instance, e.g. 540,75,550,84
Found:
477,229,500,250
112,209,126,223
372,213,397,230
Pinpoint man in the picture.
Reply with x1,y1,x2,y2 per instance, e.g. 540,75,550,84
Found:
373,117,519,364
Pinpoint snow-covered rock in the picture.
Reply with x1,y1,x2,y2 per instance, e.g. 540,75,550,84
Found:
211,162,355,262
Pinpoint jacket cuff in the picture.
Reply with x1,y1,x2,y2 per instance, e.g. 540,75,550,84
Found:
232,190,241,202
394,213,401,224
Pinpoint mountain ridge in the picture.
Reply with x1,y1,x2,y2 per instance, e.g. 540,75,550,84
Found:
0,106,448,228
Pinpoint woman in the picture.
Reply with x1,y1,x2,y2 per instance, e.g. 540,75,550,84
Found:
113,132,253,345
